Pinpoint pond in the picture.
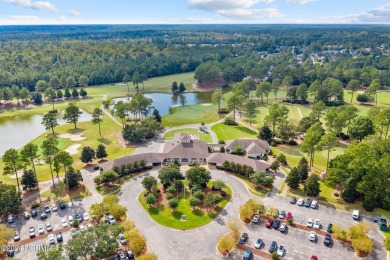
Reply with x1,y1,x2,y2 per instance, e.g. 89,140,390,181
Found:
112,92,212,116
0,110,91,156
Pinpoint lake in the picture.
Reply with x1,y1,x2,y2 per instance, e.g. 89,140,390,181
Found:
112,92,212,116
0,110,91,156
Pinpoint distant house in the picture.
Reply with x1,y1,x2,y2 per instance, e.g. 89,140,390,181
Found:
224,139,271,159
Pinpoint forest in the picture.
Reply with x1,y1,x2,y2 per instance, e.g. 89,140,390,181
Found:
0,24,389,98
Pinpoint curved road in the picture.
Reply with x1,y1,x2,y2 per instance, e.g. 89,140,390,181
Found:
118,170,253,260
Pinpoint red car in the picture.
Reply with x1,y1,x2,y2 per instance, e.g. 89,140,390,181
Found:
311,256,318,260
265,219,273,228
286,212,293,221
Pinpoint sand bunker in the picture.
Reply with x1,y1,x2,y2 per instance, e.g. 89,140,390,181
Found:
201,103,213,106
58,132,86,141
64,144,81,155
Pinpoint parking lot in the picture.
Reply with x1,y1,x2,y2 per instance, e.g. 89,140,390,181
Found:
7,199,92,241
241,218,355,260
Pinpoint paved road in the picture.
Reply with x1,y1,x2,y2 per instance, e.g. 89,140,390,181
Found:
118,170,253,260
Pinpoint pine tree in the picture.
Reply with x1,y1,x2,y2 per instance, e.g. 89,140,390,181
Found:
96,144,108,159
286,167,300,190
297,157,309,182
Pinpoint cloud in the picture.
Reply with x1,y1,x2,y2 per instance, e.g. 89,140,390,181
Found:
6,0,58,12
68,10,81,17
6,15,40,21
286,0,317,5
188,0,282,20
57,15,67,21
165,16,212,23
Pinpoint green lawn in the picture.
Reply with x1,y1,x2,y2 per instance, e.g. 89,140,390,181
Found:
164,128,212,143
211,123,257,141
88,72,195,96
162,104,222,127
138,181,232,230
344,90,390,106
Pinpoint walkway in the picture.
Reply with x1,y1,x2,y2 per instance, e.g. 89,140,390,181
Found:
101,95,123,128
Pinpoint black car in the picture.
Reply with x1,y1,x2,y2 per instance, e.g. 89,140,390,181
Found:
125,248,134,259
269,241,277,253
7,247,14,257
273,220,280,229
75,214,82,223
58,201,66,210
31,208,37,217
239,233,249,244
324,234,332,246
327,223,333,233
56,232,63,242
304,198,312,207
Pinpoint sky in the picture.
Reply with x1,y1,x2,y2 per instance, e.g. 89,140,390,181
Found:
0,0,390,25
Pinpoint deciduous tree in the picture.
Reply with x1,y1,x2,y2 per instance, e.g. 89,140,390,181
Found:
63,103,82,129
42,112,58,134
2,148,23,191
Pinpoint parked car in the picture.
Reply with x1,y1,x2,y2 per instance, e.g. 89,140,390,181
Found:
243,249,253,260
311,256,319,260
6,247,14,257
51,204,58,212
14,231,20,241
56,232,63,242
307,218,314,228
254,238,264,249
304,198,312,207
290,197,296,204
61,218,68,228
117,250,126,260
70,228,78,236
58,201,66,210
265,219,273,228
279,210,286,219
119,233,127,245
324,234,332,246
269,241,277,253
352,210,360,220
311,201,318,209
297,198,304,206
38,224,45,235
279,223,287,232
327,223,333,233
83,212,90,221
124,248,134,259
31,208,38,217
277,245,285,257
68,215,74,225
29,227,35,238
44,205,51,213
273,220,280,229
107,214,116,224
40,212,47,220
75,214,82,223
79,224,86,232
48,234,55,244
309,231,316,241
239,233,248,244
46,222,53,232
252,215,260,224
286,212,293,221
7,214,14,223
24,211,31,219
313,219,321,230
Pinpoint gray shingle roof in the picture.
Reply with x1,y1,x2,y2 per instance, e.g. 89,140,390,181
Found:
206,153,270,172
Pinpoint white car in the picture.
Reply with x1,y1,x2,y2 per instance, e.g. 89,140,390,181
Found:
252,215,260,223
51,204,58,211
70,228,78,236
7,214,14,223
277,245,285,257
107,215,116,224
61,218,68,228
309,231,317,241
297,198,304,206
46,222,53,232
119,233,127,245
311,201,318,209
79,224,87,232
313,219,321,229
306,218,314,228
254,238,264,249
83,212,90,221
47,234,55,244
38,224,45,235
279,223,287,233
68,215,74,225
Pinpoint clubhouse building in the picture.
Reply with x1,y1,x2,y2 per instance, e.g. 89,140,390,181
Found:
100,133,271,172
